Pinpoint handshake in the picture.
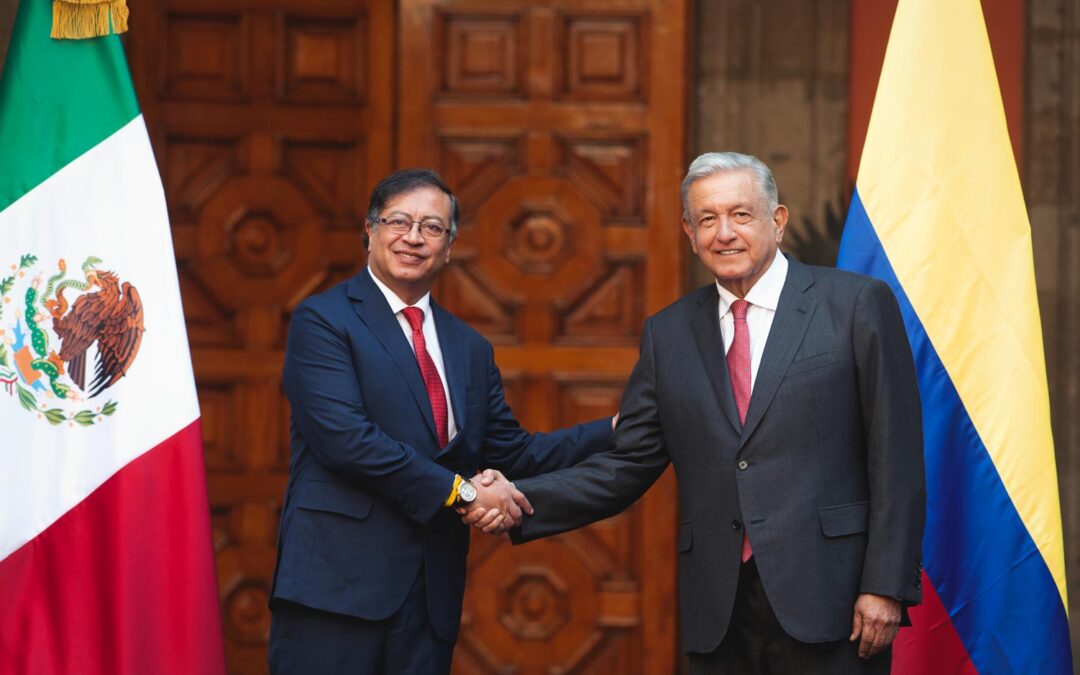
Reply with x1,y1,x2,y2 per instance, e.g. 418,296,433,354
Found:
455,415,615,536
454,469,533,537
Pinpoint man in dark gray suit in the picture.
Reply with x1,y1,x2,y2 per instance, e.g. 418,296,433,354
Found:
473,152,925,674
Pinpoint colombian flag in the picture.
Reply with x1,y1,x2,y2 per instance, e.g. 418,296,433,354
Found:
838,0,1071,673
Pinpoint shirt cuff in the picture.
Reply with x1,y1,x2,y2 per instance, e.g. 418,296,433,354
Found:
443,474,463,508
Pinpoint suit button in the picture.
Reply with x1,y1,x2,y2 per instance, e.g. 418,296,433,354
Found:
731,520,742,530
737,460,748,470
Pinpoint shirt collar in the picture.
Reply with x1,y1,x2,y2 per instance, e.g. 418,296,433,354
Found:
715,251,789,315
367,266,432,318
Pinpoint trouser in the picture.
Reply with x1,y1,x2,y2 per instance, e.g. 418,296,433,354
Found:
269,566,454,675
689,559,891,675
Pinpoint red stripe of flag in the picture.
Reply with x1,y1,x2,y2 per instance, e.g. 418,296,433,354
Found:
0,420,225,675
894,572,978,675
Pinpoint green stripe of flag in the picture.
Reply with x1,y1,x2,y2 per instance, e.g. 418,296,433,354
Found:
0,0,139,213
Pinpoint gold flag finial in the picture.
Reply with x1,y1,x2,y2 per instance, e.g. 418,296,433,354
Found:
51,0,129,40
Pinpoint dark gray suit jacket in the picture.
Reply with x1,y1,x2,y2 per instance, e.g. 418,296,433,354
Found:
512,258,925,653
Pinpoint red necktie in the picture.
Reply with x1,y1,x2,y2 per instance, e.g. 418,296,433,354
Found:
402,307,449,448
727,298,753,562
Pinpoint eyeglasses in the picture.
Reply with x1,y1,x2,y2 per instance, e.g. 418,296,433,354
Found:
376,216,450,239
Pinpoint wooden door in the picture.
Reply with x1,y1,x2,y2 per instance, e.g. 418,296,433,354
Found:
397,1,688,672
128,0,688,670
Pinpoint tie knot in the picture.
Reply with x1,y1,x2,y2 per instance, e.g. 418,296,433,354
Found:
402,306,424,331
730,299,750,320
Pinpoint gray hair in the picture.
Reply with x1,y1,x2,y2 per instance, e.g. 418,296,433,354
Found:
680,152,778,217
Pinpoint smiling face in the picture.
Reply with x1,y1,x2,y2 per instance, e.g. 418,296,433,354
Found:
365,186,454,305
681,169,788,298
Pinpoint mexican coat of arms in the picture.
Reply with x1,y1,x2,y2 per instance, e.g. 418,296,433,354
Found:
0,255,145,426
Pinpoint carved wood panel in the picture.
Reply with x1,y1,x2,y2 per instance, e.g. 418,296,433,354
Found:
127,1,393,671
400,1,688,672
128,0,686,670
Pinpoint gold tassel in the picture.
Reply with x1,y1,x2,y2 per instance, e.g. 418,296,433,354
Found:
51,0,129,40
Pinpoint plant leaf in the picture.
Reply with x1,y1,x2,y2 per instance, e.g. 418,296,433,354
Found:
16,384,36,411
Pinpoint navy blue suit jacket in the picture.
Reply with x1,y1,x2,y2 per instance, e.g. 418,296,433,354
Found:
271,269,611,642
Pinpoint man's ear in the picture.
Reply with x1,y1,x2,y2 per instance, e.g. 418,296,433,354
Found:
681,216,698,254
772,205,789,243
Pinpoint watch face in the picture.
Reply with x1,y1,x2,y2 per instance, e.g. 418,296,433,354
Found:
458,481,477,503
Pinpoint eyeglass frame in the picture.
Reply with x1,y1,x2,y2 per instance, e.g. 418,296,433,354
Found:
373,216,451,239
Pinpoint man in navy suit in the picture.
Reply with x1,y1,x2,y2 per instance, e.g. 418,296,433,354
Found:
269,169,613,674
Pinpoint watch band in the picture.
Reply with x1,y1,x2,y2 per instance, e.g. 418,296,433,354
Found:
443,474,463,508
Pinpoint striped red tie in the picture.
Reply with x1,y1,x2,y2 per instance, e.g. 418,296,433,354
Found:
402,307,449,448
727,299,753,563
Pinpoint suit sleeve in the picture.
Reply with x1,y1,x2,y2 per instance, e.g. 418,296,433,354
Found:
510,318,671,543
478,341,612,479
283,302,456,525
853,279,926,604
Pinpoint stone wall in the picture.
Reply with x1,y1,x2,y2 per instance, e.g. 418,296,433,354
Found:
691,0,851,287
1027,0,1080,662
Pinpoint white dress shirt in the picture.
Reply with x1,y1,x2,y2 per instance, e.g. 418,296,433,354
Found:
368,267,458,441
715,252,790,391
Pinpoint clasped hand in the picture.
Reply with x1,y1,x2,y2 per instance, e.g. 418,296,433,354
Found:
456,469,532,536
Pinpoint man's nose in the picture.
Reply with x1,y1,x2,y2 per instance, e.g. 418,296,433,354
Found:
712,217,736,241
402,222,425,244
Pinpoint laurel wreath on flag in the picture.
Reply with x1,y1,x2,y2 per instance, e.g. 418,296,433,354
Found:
0,254,119,427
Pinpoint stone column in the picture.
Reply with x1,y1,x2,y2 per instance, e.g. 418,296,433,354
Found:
1027,0,1080,665
691,0,851,288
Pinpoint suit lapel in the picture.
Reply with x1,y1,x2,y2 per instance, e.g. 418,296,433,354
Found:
346,272,439,444
689,285,742,434
432,301,467,458
739,259,817,448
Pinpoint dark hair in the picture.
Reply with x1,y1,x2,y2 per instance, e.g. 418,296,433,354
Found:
363,168,459,246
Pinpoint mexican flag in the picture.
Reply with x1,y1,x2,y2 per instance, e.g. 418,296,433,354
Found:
0,1,226,673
